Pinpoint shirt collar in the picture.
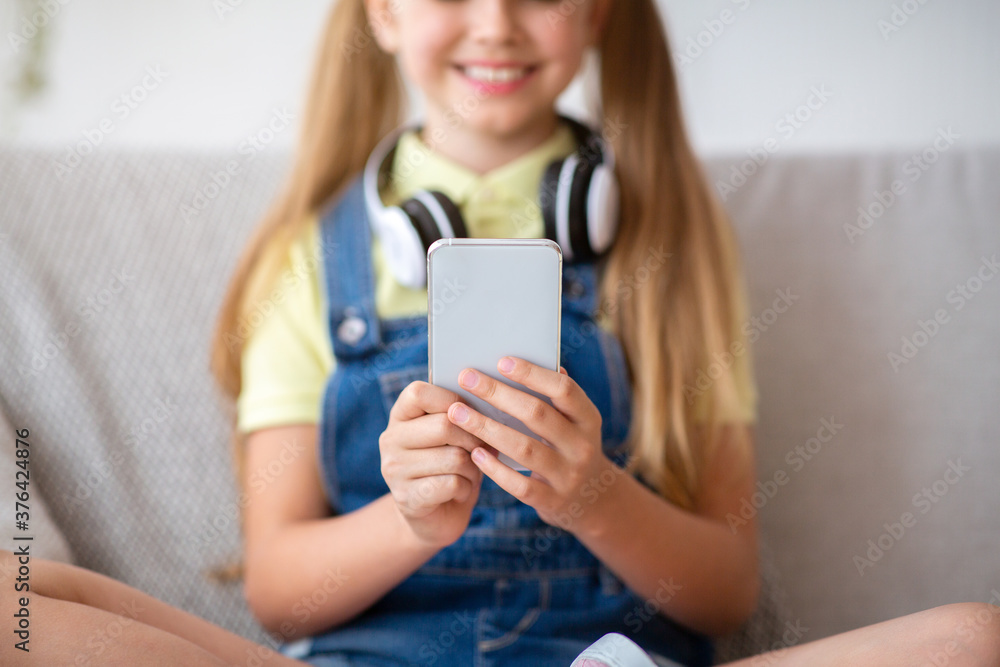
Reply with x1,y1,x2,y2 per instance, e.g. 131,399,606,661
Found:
384,120,578,235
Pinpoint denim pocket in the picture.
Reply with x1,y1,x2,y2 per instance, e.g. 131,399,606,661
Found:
478,578,551,652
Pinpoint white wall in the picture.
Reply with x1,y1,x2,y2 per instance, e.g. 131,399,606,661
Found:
0,0,330,150
662,0,999,152
2,0,997,154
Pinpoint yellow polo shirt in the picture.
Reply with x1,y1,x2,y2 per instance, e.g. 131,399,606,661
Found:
236,122,757,434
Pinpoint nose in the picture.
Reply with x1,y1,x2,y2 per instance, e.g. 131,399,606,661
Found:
469,0,522,44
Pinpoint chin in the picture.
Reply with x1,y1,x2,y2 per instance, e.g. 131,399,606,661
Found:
465,107,559,137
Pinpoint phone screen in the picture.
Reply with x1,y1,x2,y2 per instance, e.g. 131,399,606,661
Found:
427,238,562,472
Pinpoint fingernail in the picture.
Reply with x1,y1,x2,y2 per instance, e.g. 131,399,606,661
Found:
452,404,469,423
459,370,478,389
499,357,514,373
472,448,486,463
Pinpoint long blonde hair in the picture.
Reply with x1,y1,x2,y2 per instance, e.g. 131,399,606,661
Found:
209,0,750,578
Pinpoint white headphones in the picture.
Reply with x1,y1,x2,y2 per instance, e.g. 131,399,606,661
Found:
363,114,619,289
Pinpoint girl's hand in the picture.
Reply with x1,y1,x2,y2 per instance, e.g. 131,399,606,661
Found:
446,357,620,536
379,381,488,550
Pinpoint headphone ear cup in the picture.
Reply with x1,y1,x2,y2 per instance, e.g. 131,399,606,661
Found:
400,190,468,243
425,190,468,239
545,114,620,261
587,164,619,256
393,189,468,289
540,159,564,247
400,196,446,252
379,204,428,289
567,157,599,262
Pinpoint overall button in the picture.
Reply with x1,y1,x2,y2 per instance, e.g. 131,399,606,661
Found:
337,315,367,345
566,279,586,298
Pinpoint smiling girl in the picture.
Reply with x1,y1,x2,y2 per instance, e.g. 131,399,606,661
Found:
4,1,998,665
220,0,758,662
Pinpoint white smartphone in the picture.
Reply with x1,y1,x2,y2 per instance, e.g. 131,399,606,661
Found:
427,238,562,472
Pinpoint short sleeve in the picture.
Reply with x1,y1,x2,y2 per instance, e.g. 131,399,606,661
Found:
691,269,759,424
236,216,335,434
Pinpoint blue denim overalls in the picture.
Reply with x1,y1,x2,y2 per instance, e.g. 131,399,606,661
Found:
278,175,712,667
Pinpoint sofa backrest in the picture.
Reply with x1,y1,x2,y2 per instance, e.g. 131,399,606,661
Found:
2,144,997,654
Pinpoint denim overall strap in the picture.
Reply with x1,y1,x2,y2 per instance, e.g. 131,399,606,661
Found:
315,174,382,513
319,175,382,361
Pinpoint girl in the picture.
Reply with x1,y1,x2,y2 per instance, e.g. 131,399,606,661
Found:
3,1,997,666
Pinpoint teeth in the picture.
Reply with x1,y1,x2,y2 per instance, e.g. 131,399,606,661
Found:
461,65,530,83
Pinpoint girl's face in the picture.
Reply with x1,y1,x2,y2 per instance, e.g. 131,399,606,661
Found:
366,0,610,141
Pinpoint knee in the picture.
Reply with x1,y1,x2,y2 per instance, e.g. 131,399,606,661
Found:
0,547,81,604
0,549,24,616
924,602,1000,666
0,547,20,586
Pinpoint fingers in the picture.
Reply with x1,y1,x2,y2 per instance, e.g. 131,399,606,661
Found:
495,358,599,427
385,411,487,454
453,364,589,449
384,449,481,516
447,401,559,474
388,380,465,422
466,446,552,508
382,444,481,487
406,474,477,511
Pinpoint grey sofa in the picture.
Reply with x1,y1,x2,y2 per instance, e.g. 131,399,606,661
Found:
2,142,998,664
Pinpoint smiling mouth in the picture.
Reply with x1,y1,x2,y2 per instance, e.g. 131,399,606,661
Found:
453,64,539,83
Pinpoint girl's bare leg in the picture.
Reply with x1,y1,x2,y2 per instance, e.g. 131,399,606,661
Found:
6,551,999,666
0,549,303,666
720,602,1000,667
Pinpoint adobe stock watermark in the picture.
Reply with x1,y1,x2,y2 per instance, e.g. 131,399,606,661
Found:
213,0,252,20
715,86,833,202
7,0,72,53
726,417,843,533
853,458,971,576
844,126,959,244
555,242,673,358
16,267,136,379
402,456,496,520
72,599,145,666
242,566,353,667
521,459,633,566
417,610,476,664
926,591,1000,666
351,327,424,395
52,66,168,180
673,0,755,69
683,287,798,405
544,0,592,27
887,253,998,372
878,0,934,41
191,435,307,549
287,567,351,629
181,107,295,224
62,396,179,515
750,619,810,666
224,236,337,353
429,277,469,318
339,0,402,62
624,577,683,634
